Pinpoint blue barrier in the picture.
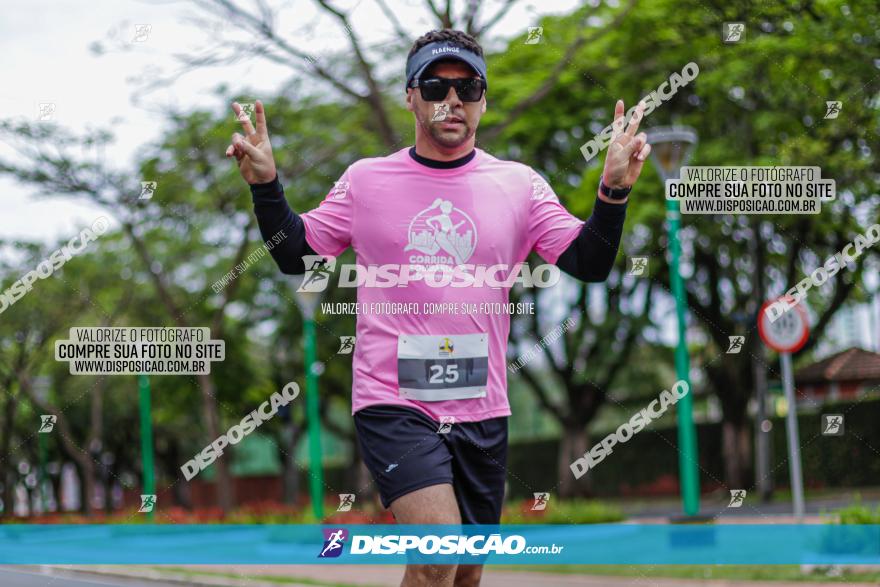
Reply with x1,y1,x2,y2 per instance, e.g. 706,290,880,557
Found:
0,524,877,564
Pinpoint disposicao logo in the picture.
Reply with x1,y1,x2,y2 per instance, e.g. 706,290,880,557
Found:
319,528,348,558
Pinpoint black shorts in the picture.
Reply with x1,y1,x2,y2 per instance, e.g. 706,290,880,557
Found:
353,404,508,525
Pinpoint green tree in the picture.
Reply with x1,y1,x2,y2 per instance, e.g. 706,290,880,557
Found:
494,0,880,488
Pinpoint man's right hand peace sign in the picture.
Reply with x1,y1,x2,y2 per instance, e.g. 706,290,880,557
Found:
226,100,277,185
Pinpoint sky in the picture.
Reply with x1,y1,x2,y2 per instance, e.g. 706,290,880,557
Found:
0,0,580,242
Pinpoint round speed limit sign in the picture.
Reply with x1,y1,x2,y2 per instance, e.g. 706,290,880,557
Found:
758,296,809,353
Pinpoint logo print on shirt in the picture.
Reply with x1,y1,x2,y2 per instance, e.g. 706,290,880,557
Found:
331,181,349,199
404,198,477,265
530,172,555,202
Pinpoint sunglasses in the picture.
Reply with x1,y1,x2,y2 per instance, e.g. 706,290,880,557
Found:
410,77,486,102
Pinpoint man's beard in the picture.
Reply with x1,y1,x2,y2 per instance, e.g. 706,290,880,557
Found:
425,117,473,148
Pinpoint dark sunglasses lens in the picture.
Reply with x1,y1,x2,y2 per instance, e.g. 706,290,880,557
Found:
455,79,483,101
419,79,450,101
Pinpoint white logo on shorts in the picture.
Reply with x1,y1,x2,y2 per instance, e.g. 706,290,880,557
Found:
437,416,455,434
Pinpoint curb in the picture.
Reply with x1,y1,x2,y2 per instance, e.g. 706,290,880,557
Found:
40,565,310,587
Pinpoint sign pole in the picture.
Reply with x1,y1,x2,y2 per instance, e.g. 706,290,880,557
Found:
757,296,809,520
779,352,805,518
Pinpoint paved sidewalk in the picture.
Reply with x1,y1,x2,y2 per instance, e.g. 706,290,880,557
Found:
51,565,880,587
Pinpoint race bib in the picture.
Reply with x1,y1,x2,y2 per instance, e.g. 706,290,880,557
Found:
397,333,488,401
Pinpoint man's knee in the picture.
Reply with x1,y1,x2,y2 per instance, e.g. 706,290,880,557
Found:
454,564,483,587
403,563,457,587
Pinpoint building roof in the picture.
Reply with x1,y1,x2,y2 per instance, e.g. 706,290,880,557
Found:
795,347,880,385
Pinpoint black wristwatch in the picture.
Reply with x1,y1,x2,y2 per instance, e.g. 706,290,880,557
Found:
599,175,632,201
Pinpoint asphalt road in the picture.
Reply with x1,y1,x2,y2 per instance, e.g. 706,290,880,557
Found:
0,568,183,587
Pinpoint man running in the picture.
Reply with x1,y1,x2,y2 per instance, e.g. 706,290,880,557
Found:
228,28,650,587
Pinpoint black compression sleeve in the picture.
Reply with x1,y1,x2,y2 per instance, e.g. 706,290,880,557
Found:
250,175,316,275
555,197,628,282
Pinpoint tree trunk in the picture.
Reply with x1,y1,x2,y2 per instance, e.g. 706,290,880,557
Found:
280,425,299,506
87,378,106,511
74,457,96,515
161,440,192,509
557,424,590,498
0,386,18,517
749,223,773,502
721,418,752,490
196,373,233,512
18,374,95,515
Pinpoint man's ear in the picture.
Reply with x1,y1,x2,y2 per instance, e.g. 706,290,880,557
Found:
480,95,486,114
405,88,414,112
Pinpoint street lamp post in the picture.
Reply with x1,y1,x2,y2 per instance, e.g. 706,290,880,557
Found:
138,374,155,522
291,273,326,520
646,127,701,517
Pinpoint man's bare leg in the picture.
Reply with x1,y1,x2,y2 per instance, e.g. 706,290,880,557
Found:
390,483,465,587
453,564,483,587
